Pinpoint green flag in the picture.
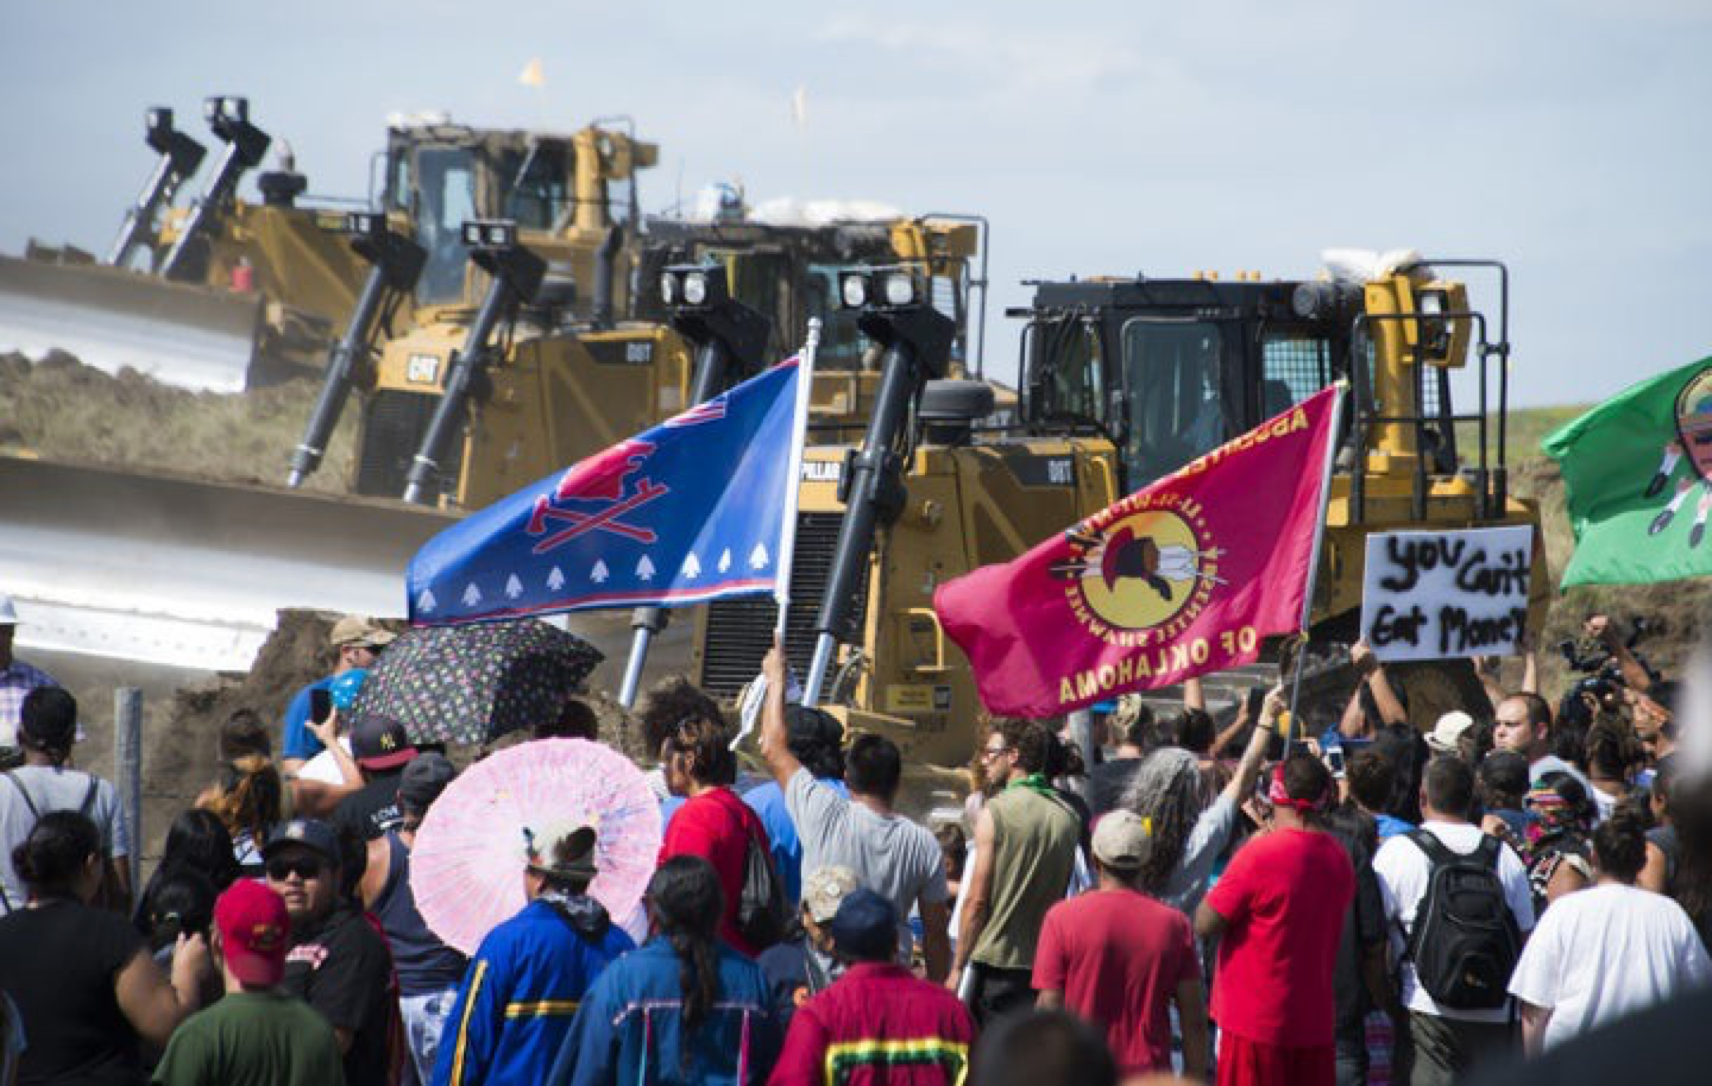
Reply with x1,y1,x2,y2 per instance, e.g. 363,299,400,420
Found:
1543,354,1712,586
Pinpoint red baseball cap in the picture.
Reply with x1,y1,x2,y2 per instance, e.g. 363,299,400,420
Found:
215,880,291,987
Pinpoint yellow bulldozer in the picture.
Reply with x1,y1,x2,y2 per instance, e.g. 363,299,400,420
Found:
0,99,661,395
688,253,1547,780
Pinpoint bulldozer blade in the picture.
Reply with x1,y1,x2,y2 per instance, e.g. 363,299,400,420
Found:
0,455,459,672
0,254,263,393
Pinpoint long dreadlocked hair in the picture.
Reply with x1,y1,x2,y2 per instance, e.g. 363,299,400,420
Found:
648,855,725,1069
1122,747,1207,896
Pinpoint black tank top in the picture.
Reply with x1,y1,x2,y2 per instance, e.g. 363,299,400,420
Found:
372,831,468,995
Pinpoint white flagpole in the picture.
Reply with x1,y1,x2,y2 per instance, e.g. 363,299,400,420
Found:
772,319,821,639
1286,381,1349,739
733,323,821,749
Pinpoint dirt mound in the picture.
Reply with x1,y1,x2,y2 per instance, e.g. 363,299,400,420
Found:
0,351,356,492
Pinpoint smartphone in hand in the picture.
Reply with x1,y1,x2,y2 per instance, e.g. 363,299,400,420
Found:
309,687,334,726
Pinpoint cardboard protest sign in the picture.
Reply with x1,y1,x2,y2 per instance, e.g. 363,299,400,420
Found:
1360,526,1534,662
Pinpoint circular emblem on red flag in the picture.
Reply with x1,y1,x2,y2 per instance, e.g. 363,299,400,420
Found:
1052,501,1224,642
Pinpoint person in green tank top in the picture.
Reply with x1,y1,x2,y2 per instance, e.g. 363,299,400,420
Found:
951,718,1081,1025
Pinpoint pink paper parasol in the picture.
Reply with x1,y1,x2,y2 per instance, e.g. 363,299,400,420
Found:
410,738,661,955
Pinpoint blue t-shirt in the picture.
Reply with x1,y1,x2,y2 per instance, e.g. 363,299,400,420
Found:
741,777,848,906
1375,813,1416,841
280,677,335,761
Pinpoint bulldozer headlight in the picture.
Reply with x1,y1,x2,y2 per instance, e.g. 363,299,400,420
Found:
205,95,248,125
344,212,383,238
883,271,917,307
461,219,517,250
840,273,869,309
683,271,709,306
659,264,727,309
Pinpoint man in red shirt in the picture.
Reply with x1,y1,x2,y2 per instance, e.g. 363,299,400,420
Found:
770,889,974,1085
1034,810,1208,1078
657,712,773,956
1196,754,1354,1086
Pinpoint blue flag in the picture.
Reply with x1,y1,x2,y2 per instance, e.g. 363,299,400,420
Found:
408,357,804,624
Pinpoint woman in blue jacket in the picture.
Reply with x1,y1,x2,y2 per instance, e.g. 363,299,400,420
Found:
552,855,781,1085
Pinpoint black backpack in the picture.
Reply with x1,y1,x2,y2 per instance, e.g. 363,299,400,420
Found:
736,827,790,951
1403,829,1522,1011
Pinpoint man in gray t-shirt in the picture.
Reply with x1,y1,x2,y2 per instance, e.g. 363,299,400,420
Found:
760,644,951,980
0,687,131,913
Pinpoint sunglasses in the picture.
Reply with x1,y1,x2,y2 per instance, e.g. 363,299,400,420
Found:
266,857,326,881
981,745,1010,760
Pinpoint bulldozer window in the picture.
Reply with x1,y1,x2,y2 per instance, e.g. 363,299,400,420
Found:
1120,320,1223,483
415,148,477,305
1260,333,1334,417
1025,319,1103,424
500,144,571,230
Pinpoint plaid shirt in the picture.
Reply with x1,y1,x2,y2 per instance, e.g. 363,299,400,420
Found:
0,662,58,748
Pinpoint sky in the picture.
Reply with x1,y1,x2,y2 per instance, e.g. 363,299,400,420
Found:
3,0,1709,410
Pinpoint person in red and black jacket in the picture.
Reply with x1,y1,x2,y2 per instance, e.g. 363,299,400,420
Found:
770,889,974,1086
657,711,772,957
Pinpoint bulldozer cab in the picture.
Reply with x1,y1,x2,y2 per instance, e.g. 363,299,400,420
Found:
1019,273,1481,497
635,216,984,372
1016,261,1537,647
1019,279,1346,488
380,121,654,308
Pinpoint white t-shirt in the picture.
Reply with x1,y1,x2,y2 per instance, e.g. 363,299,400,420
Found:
0,766,131,913
1508,883,1711,1050
294,736,354,785
1373,819,1536,1022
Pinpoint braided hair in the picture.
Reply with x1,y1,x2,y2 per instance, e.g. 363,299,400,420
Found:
648,855,725,1068
1122,747,1206,896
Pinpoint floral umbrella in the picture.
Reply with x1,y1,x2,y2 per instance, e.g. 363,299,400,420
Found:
350,618,602,746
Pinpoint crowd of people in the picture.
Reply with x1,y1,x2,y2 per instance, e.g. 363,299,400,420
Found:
0,597,1709,1086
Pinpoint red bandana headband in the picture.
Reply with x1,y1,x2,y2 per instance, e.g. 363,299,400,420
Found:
1268,764,1331,813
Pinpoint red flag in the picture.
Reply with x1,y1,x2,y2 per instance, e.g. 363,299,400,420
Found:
934,386,1342,717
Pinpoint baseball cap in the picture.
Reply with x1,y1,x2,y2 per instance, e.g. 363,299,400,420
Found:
1426,711,1476,754
214,880,291,987
261,818,340,864
350,713,418,770
0,593,18,625
801,865,861,925
1091,810,1152,871
329,615,396,649
399,753,456,811
828,888,897,961
784,704,843,751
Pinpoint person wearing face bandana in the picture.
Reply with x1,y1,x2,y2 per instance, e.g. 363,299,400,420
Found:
1195,755,1355,1086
